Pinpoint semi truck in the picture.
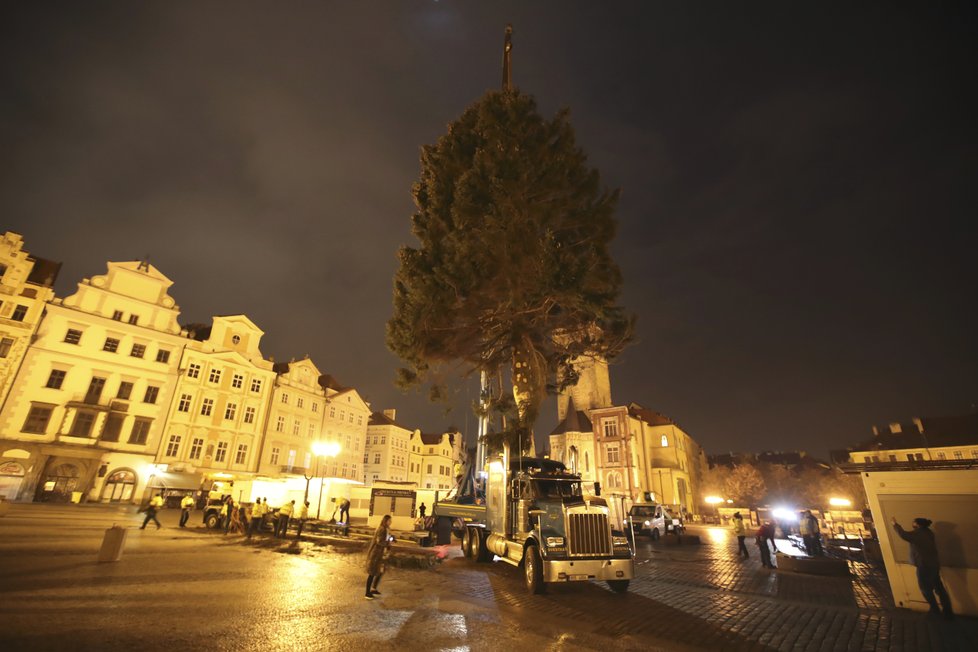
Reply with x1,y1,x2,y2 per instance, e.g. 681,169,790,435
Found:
433,448,634,594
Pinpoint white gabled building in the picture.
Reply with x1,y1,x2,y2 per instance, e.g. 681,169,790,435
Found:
158,315,276,497
0,261,186,503
409,429,464,491
365,409,413,485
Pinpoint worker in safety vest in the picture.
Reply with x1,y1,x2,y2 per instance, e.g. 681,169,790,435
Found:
276,500,295,538
141,492,164,530
179,494,195,527
248,498,265,538
295,500,310,539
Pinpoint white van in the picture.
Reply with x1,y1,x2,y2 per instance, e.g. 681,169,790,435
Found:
626,504,683,540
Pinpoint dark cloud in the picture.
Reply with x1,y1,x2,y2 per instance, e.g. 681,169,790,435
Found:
3,2,976,457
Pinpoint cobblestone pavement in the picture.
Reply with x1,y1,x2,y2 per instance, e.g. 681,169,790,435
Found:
2,505,975,651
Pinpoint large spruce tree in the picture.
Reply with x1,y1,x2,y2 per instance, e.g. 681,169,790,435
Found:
386,89,632,451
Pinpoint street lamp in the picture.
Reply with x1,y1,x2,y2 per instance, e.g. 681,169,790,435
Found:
705,495,723,523
312,441,341,519
828,497,851,508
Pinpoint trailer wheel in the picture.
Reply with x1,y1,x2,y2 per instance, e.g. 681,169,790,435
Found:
607,579,630,593
461,527,473,558
471,528,490,563
524,545,545,594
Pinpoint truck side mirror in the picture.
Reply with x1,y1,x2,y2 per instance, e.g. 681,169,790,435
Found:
593,482,601,496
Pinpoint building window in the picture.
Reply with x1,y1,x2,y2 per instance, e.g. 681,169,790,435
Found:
64,329,83,344
244,406,256,424
661,435,669,447
23,404,55,433
232,374,243,389
102,414,124,442
200,398,213,416
936,452,947,461
602,418,618,438
130,343,146,358
85,377,106,404
606,444,621,464
156,349,170,364
128,419,152,445
128,314,139,325
11,305,27,321
225,403,237,420
357,415,363,426
235,444,248,465
112,310,123,321
308,424,315,438
165,435,182,457
349,413,354,423
101,337,119,353
177,393,192,412
311,402,318,413
189,438,204,460
208,368,221,384
292,419,300,435
143,386,159,404
45,369,67,389
297,397,304,409
215,442,228,463
954,451,963,460
0,337,13,357
187,363,201,378
427,464,432,474
281,393,289,404
270,447,280,465
275,416,285,432
117,381,134,400
70,411,96,437
250,378,262,393
330,406,336,418
374,453,381,464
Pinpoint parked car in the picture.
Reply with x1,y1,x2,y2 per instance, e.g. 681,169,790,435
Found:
625,504,684,540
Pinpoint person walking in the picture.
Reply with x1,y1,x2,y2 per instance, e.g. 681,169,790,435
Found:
806,511,822,556
364,514,393,600
179,494,195,528
295,501,310,539
140,492,164,530
338,498,350,525
418,503,427,520
276,500,295,538
756,521,776,568
892,517,954,619
733,512,749,559
223,496,236,535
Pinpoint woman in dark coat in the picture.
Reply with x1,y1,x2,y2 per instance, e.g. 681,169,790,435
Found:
892,517,954,619
365,514,392,599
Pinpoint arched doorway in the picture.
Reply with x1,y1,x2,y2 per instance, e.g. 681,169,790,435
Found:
0,460,26,501
568,446,578,473
37,463,79,502
101,469,137,503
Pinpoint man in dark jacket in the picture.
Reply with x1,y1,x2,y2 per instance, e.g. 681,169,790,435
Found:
892,517,953,619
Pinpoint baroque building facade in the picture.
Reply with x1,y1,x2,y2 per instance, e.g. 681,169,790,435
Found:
549,355,706,524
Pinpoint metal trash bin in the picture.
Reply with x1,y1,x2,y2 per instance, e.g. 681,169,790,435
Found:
98,525,128,563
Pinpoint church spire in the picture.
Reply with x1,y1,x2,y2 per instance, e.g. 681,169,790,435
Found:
501,24,513,91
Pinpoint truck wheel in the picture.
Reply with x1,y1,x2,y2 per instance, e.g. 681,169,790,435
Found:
452,518,466,540
651,527,660,541
524,545,545,594
471,528,490,562
461,528,473,559
205,513,219,529
608,580,630,593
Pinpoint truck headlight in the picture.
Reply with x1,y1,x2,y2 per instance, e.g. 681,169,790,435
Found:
546,536,565,547
644,520,651,527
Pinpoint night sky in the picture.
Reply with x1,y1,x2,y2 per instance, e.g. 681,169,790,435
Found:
3,2,976,458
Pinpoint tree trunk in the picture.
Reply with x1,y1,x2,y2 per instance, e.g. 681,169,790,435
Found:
511,334,546,455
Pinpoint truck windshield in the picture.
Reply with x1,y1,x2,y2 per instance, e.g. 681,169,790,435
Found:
533,479,582,498
630,506,655,517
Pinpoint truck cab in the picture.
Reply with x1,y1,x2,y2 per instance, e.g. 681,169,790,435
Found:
457,455,634,594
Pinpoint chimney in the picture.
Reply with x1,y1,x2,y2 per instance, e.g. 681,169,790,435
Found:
889,422,902,434
383,409,396,420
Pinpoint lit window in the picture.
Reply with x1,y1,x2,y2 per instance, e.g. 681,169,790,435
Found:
661,435,669,447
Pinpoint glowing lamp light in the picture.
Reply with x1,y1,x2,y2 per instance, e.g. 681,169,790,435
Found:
829,497,852,508
772,507,798,521
312,441,341,458
704,496,723,505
